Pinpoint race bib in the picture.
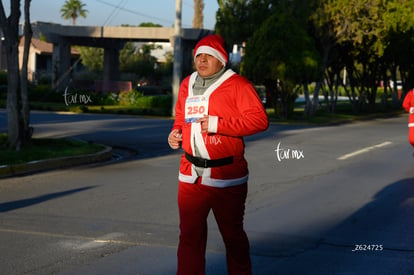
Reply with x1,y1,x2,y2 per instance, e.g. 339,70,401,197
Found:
185,95,209,123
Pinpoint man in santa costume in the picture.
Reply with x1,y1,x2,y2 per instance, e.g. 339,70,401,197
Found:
403,88,414,148
168,34,269,274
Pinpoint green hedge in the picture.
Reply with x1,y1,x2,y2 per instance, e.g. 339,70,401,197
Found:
25,86,172,116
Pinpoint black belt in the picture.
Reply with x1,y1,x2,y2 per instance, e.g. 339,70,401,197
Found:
185,152,233,168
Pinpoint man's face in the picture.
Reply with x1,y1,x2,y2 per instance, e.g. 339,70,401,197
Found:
195,53,224,78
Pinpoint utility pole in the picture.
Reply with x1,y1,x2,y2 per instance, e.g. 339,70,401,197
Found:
172,0,182,117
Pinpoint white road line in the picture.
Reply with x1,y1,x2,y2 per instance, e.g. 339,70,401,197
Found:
337,141,392,160
0,227,177,249
0,228,136,247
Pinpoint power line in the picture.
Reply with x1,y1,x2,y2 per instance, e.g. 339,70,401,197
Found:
94,0,173,25
102,0,128,26
183,1,194,9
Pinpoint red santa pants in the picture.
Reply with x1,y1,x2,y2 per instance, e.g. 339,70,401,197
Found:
409,126,414,148
177,179,252,275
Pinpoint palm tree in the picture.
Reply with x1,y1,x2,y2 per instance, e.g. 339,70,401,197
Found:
60,0,88,26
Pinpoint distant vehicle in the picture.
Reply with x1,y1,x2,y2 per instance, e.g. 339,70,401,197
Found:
254,85,267,105
390,80,403,90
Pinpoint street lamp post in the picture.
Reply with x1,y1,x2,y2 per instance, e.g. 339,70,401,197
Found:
172,0,182,117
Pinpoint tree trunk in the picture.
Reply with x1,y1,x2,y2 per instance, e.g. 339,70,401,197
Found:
20,0,33,145
303,82,313,117
1,0,22,149
6,41,21,149
0,0,32,150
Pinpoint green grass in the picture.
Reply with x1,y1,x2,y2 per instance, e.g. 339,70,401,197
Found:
0,134,104,166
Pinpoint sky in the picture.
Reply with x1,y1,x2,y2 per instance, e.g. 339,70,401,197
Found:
3,0,219,30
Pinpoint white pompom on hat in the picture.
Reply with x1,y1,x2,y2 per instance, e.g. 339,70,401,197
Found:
194,34,228,65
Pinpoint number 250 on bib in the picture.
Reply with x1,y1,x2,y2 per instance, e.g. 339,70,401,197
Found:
185,95,209,123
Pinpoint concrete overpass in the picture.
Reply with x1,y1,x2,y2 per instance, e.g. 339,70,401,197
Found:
32,22,213,92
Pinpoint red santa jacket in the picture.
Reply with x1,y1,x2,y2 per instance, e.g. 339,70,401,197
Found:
172,69,269,188
403,89,414,127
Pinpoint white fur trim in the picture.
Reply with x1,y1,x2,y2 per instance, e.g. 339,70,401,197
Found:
203,69,235,97
195,45,226,65
178,172,248,188
202,174,248,188
178,172,197,183
188,72,198,97
408,123,414,127
208,115,219,133
193,121,210,159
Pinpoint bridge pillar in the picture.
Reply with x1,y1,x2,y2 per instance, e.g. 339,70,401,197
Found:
102,41,124,93
103,47,119,93
182,39,196,78
52,38,71,92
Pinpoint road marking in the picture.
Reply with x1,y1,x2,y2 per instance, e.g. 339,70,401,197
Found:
0,227,131,244
0,227,170,248
337,141,392,160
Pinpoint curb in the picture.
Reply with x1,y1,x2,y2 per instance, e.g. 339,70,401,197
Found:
0,145,112,179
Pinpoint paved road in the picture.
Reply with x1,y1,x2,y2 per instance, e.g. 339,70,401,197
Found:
0,110,413,274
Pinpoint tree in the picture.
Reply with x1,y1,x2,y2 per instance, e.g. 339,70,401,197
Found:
60,0,88,26
136,22,162,27
216,0,274,48
193,0,204,28
315,0,414,112
119,42,159,77
242,4,320,119
77,47,104,73
221,0,414,116
0,0,32,150
307,0,339,115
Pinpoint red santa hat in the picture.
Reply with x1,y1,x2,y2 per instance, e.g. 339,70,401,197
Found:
194,34,228,65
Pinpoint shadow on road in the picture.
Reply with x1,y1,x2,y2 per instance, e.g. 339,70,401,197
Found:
322,177,414,250
0,186,97,212
245,177,414,273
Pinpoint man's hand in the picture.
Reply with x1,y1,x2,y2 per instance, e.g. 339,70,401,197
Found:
410,107,414,114
196,115,209,133
168,129,182,149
